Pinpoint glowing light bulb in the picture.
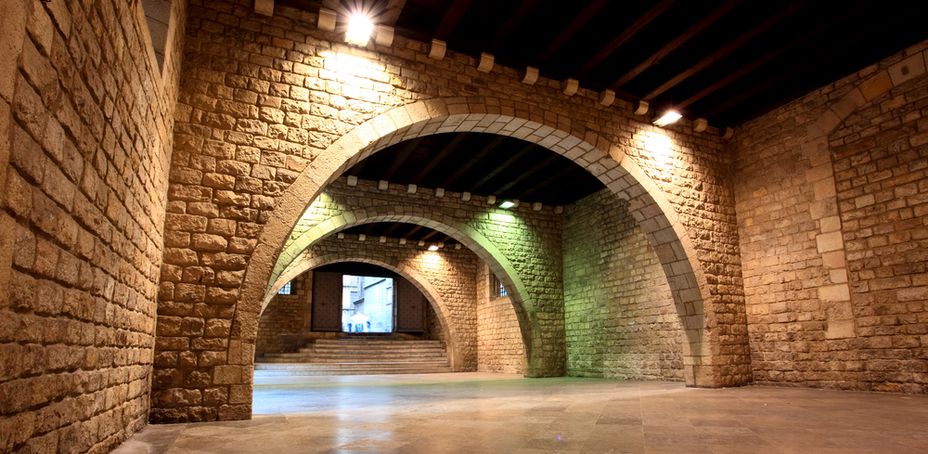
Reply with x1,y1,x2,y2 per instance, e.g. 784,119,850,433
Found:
653,109,682,127
345,12,374,46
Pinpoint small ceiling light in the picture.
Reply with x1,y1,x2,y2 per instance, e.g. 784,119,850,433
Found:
653,109,682,127
345,12,374,46
427,244,439,251
499,200,515,209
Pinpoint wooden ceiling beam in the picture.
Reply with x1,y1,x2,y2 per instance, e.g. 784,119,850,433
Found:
703,76,782,121
434,0,473,40
537,0,608,61
472,143,535,192
677,21,830,110
495,154,557,195
577,0,675,77
420,229,442,241
492,0,540,48
381,138,420,180
517,165,576,199
611,0,743,89
644,1,805,101
402,224,424,241
443,136,507,187
411,134,468,184
379,0,406,25
382,222,404,237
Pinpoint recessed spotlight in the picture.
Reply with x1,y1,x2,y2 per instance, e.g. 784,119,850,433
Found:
427,244,439,251
345,12,374,46
653,110,682,127
499,200,515,209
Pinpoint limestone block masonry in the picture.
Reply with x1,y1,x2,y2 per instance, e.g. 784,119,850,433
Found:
255,272,311,356
267,233,481,370
564,190,684,381
256,270,445,357
733,42,928,392
0,0,186,451
476,264,526,374
156,0,750,422
270,177,563,374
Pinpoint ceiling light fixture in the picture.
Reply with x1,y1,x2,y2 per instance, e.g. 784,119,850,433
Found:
499,200,515,209
427,244,439,251
653,109,682,127
345,12,374,46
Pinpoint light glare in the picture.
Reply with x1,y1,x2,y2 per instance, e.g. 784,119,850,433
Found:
499,200,515,209
427,244,439,251
345,12,374,46
653,110,682,127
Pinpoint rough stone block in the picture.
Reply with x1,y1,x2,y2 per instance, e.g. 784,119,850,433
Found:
816,231,844,253
826,319,856,339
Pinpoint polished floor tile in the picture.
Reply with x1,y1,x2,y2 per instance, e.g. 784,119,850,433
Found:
115,373,928,453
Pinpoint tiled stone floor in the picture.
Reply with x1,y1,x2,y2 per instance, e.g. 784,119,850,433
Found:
117,372,928,453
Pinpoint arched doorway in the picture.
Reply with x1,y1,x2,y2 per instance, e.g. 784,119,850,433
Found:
205,99,725,420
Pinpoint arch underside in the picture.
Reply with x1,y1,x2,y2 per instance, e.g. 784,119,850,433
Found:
239,98,718,394
268,252,472,371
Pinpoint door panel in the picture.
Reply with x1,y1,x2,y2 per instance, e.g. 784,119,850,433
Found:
395,277,426,333
311,271,342,331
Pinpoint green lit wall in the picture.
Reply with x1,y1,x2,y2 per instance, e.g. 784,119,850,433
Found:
563,190,684,380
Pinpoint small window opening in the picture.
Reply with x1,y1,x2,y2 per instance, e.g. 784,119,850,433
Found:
278,281,293,295
490,274,508,299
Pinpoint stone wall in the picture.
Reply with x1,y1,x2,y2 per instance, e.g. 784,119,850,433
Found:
563,190,683,380
0,0,185,451
255,272,311,355
828,72,928,393
155,0,746,421
255,265,444,357
733,42,928,392
271,210,506,371
476,264,525,374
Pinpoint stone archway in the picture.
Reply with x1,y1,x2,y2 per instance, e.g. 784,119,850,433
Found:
269,211,538,375
237,97,719,393
266,252,474,372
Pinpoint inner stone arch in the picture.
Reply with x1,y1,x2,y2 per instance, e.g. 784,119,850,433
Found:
261,251,472,372
269,211,539,374
236,99,720,413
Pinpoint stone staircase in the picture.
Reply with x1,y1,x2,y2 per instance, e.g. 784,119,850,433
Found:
255,338,452,375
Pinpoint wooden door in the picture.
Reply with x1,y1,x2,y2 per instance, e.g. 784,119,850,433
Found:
395,277,426,333
311,271,342,331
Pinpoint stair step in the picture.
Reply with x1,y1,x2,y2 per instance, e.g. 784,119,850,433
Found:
262,357,448,363
257,339,450,376
305,340,442,343
309,350,444,352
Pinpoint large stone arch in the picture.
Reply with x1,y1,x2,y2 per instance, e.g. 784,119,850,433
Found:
265,251,474,371
271,212,538,372
779,55,921,340
236,97,718,390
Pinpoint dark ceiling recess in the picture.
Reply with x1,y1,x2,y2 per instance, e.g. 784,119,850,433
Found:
277,0,926,126
338,222,458,249
345,132,606,206
315,261,397,277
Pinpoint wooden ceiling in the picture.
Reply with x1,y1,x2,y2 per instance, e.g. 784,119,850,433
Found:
278,0,925,126
339,222,459,250
339,131,604,248
345,132,605,206
283,0,925,252
315,260,398,277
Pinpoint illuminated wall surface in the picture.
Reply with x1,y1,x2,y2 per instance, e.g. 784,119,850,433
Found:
275,177,566,377
3,0,921,446
563,190,683,381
